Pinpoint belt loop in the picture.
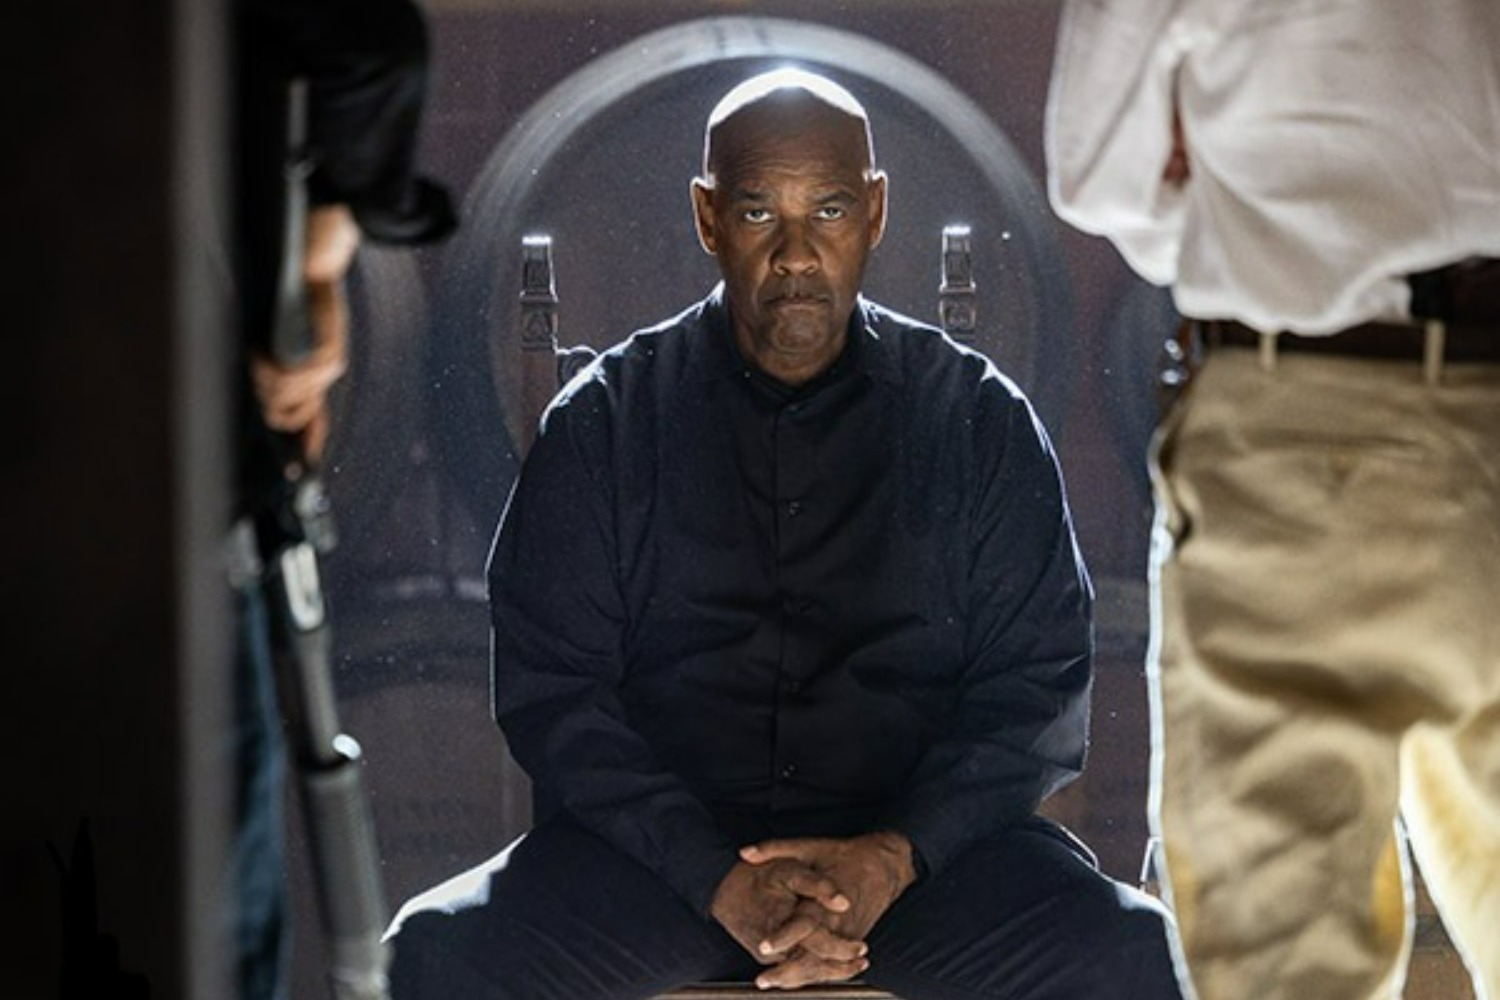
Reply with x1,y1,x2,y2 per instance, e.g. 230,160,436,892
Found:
1423,319,1446,386
1259,331,1278,373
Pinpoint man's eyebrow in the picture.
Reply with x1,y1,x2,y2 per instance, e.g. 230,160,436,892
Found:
726,187,770,203
722,184,859,205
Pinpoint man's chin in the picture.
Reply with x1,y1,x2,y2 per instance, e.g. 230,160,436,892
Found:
769,321,839,356
767,304,842,344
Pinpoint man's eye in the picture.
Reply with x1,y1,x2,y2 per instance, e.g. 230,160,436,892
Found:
815,205,847,221
742,207,772,223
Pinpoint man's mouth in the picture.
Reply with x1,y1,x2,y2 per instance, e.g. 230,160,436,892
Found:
768,290,829,309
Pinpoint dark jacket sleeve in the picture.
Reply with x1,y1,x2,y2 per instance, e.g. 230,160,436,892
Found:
487,385,740,917
886,374,1094,877
239,0,455,245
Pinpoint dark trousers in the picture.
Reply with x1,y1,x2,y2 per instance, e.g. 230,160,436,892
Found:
385,816,1184,1000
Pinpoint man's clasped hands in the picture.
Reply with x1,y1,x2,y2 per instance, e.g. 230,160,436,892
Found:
709,832,918,990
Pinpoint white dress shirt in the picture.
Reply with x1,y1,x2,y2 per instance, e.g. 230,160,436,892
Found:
1046,0,1500,335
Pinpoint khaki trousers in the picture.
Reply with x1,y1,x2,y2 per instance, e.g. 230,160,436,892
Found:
1149,348,1500,1000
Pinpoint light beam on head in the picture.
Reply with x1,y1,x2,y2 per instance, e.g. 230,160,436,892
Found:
701,67,876,183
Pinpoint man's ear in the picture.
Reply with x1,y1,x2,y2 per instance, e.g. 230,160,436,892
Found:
690,177,718,256
866,170,889,251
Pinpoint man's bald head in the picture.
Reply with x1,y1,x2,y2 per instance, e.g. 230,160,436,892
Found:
700,68,876,184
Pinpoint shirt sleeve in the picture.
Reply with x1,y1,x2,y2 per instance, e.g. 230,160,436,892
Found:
885,380,1094,878
487,387,740,917
242,0,456,245
1045,0,1192,286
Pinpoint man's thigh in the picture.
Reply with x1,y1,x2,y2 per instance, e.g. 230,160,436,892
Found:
386,819,756,1000
864,820,1183,1000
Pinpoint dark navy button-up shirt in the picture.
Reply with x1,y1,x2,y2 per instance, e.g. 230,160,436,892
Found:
488,287,1093,916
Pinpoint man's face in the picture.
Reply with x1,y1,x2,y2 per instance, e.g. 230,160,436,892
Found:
692,100,887,385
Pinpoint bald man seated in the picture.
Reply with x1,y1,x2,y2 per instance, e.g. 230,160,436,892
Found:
384,70,1183,1000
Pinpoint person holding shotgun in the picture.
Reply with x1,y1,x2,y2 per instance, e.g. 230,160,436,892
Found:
231,1,454,997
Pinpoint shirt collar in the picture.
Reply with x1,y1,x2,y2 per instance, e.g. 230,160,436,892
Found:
692,285,904,387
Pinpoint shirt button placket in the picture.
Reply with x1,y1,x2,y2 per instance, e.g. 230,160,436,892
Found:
773,403,814,803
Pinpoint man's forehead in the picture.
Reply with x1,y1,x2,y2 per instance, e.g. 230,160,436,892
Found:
712,134,871,196
706,99,872,182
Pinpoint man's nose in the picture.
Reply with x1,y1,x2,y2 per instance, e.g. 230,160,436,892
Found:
771,222,819,274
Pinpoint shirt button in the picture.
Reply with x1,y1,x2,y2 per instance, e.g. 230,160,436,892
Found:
784,679,803,694
786,500,803,517
780,763,798,779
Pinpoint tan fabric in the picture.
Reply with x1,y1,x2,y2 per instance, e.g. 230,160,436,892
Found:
1148,348,1500,1000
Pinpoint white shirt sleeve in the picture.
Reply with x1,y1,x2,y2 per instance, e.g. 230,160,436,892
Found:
1046,0,1500,334
1045,0,1194,288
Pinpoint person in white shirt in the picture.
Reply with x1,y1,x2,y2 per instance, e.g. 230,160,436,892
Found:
1046,3,1500,999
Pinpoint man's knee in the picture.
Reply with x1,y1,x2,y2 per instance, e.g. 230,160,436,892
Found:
387,908,506,1000
383,822,748,999
1014,873,1182,999
1092,887,1183,999
868,827,1184,999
